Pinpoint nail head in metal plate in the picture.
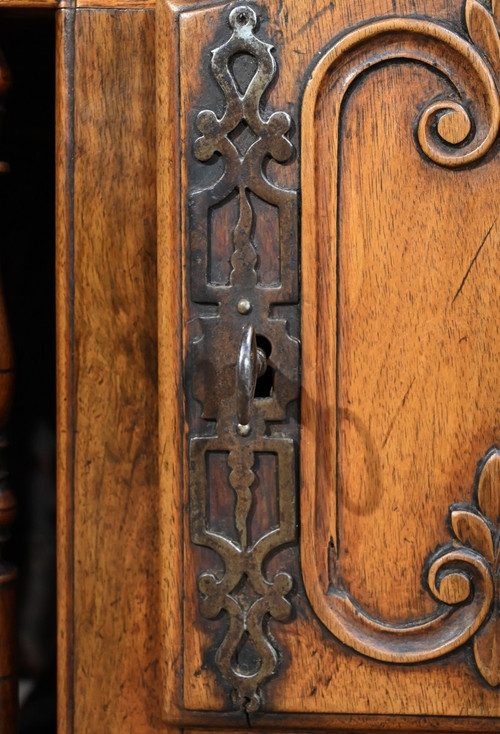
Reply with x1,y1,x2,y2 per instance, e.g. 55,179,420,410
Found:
237,299,252,314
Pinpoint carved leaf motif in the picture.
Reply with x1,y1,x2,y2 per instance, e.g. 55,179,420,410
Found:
465,0,500,78
473,614,500,686
451,509,495,562
477,449,500,524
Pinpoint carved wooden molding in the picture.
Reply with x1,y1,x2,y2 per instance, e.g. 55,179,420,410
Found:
454,448,500,686
309,449,499,673
301,0,500,681
188,6,298,712
302,2,500,171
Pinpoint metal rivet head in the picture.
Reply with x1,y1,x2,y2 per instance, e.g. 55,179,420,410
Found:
237,423,251,437
237,299,252,315
229,6,257,31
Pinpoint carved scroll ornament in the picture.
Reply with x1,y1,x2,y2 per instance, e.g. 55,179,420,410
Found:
301,0,500,686
322,449,500,684
188,6,298,712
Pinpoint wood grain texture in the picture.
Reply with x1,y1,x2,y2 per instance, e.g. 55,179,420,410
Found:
56,10,75,734
300,7,500,665
0,0,153,6
0,0,57,7
75,0,154,8
64,9,162,733
183,731,480,734
156,0,184,728
163,717,500,733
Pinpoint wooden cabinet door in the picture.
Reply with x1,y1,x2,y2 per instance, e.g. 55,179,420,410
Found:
59,0,500,731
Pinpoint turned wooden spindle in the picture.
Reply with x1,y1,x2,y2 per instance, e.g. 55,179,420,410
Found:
0,45,16,734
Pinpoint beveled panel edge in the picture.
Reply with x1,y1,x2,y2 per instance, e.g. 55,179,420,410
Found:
0,0,57,8
183,730,499,734
156,0,185,726
0,0,155,10
168,710,500,731
56,6,76,734
75,1,154,8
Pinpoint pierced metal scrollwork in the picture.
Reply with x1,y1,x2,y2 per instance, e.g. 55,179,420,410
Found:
188,6,298,712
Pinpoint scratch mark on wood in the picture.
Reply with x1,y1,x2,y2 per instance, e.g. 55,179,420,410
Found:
296,2,335,35
451,219,496,305
381,377,416,449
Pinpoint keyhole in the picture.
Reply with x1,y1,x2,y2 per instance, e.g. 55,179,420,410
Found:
255,335,274,399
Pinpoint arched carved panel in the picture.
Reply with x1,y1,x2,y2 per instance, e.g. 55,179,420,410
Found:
301,0,500,681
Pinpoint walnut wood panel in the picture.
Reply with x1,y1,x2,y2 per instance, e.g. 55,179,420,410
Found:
156,0,183,730
74,0,154,8
57,8,166,733
158,0,500,729
0,0,153,6
56,11,74,734
301,5,500,668
185,731,432,734
0,0,57,7
186,726,498,733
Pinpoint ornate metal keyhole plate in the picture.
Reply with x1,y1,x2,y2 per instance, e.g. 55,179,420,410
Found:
187,5,299,712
